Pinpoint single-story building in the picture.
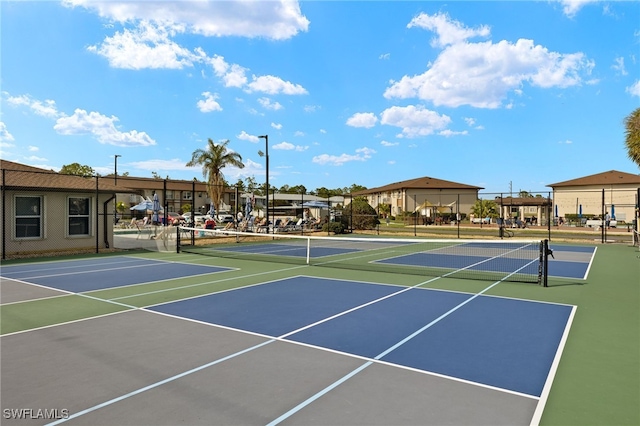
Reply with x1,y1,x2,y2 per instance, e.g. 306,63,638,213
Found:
1,160,128,259
494,196,552,226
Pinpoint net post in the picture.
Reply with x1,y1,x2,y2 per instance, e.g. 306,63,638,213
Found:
540,239,549,287
176,226,181,253
306,236,311,265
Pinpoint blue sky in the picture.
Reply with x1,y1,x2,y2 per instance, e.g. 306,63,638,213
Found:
1,0,639,194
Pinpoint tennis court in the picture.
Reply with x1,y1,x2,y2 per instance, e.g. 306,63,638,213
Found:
1,234,637,425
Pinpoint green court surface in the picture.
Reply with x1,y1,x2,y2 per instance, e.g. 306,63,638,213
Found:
1,243,638,425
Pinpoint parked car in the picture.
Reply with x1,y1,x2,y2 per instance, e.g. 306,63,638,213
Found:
182,212,204,225
217,212,234,223
167,212,184,224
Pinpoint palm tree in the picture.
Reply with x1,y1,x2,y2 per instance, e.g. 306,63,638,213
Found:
624,107,640,167
187,138,244,214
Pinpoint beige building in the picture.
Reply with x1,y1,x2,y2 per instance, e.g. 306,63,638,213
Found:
352,176,482,221
1,160,124,258
548,170,640,223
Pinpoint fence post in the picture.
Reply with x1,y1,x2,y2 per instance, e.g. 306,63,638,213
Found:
95,175,99,253
601,188,606,243
1,169,5,260
191,180,195,245
547,192,552,241
457,193,460,239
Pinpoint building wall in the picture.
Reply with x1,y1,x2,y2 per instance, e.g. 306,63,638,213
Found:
365,189,478,216
553,185,639,221
3,190,114,257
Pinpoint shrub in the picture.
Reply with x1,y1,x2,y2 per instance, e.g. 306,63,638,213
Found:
322,221,345,234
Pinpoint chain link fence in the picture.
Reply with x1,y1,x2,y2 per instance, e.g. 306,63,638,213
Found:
2,166,639,260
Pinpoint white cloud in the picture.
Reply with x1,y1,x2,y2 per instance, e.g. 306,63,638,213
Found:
271,122,283,130
312,147,376,166
258,97,283,110
304,105,320,113
380,105,451,138
626,80,640,97
237,131,260,143
54,109,156,147
197,92,222,112
88,21,197,70
273,141,308,151
346,112,378,128
25,155,48,162
385,13,594,108
408,12,490,48
6,94,60,118
246,75,308,95
294,131,304,137
558,139,573,144
64,0,310,40
612,57,627,76
128,158,199,172
380,140,399,147
379,53,390,60
439,129,468,137
320,129,327,134
558,0,599,17
28,146,39,151
0,122,15,143
209,55,248,88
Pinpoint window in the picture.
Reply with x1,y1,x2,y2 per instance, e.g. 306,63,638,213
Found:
166,190,174,200
182,192,192,200
15,196,42,238
68,197,90,236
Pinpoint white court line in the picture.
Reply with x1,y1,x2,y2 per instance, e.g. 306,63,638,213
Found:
582,246,598,279
45,339,275,426
34,247,546,425
266,259,540,426
47,257,539,425
43,272,445,425
529,305,577,426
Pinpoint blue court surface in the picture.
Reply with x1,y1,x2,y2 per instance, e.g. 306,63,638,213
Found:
0,256,231,293
374,243,595,280
150,276,573,397
375,252,539,274
546,244,597,279
216,242,360,258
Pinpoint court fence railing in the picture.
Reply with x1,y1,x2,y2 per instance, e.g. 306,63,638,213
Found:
2,166,639,260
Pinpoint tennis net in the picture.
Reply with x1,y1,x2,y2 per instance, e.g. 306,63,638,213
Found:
177,227,548,284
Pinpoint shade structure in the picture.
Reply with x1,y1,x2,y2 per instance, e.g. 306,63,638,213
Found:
130,197,154,211
413,200,434,213
152,193,162,223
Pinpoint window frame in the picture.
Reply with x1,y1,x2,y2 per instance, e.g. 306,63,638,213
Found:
67,196,92,238
14,194,44,240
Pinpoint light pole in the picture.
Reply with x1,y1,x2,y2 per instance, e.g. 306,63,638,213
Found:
114,154,121,185
258,135,269,230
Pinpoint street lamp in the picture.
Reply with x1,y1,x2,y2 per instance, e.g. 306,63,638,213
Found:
258,135,269,231
114,154,121,185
